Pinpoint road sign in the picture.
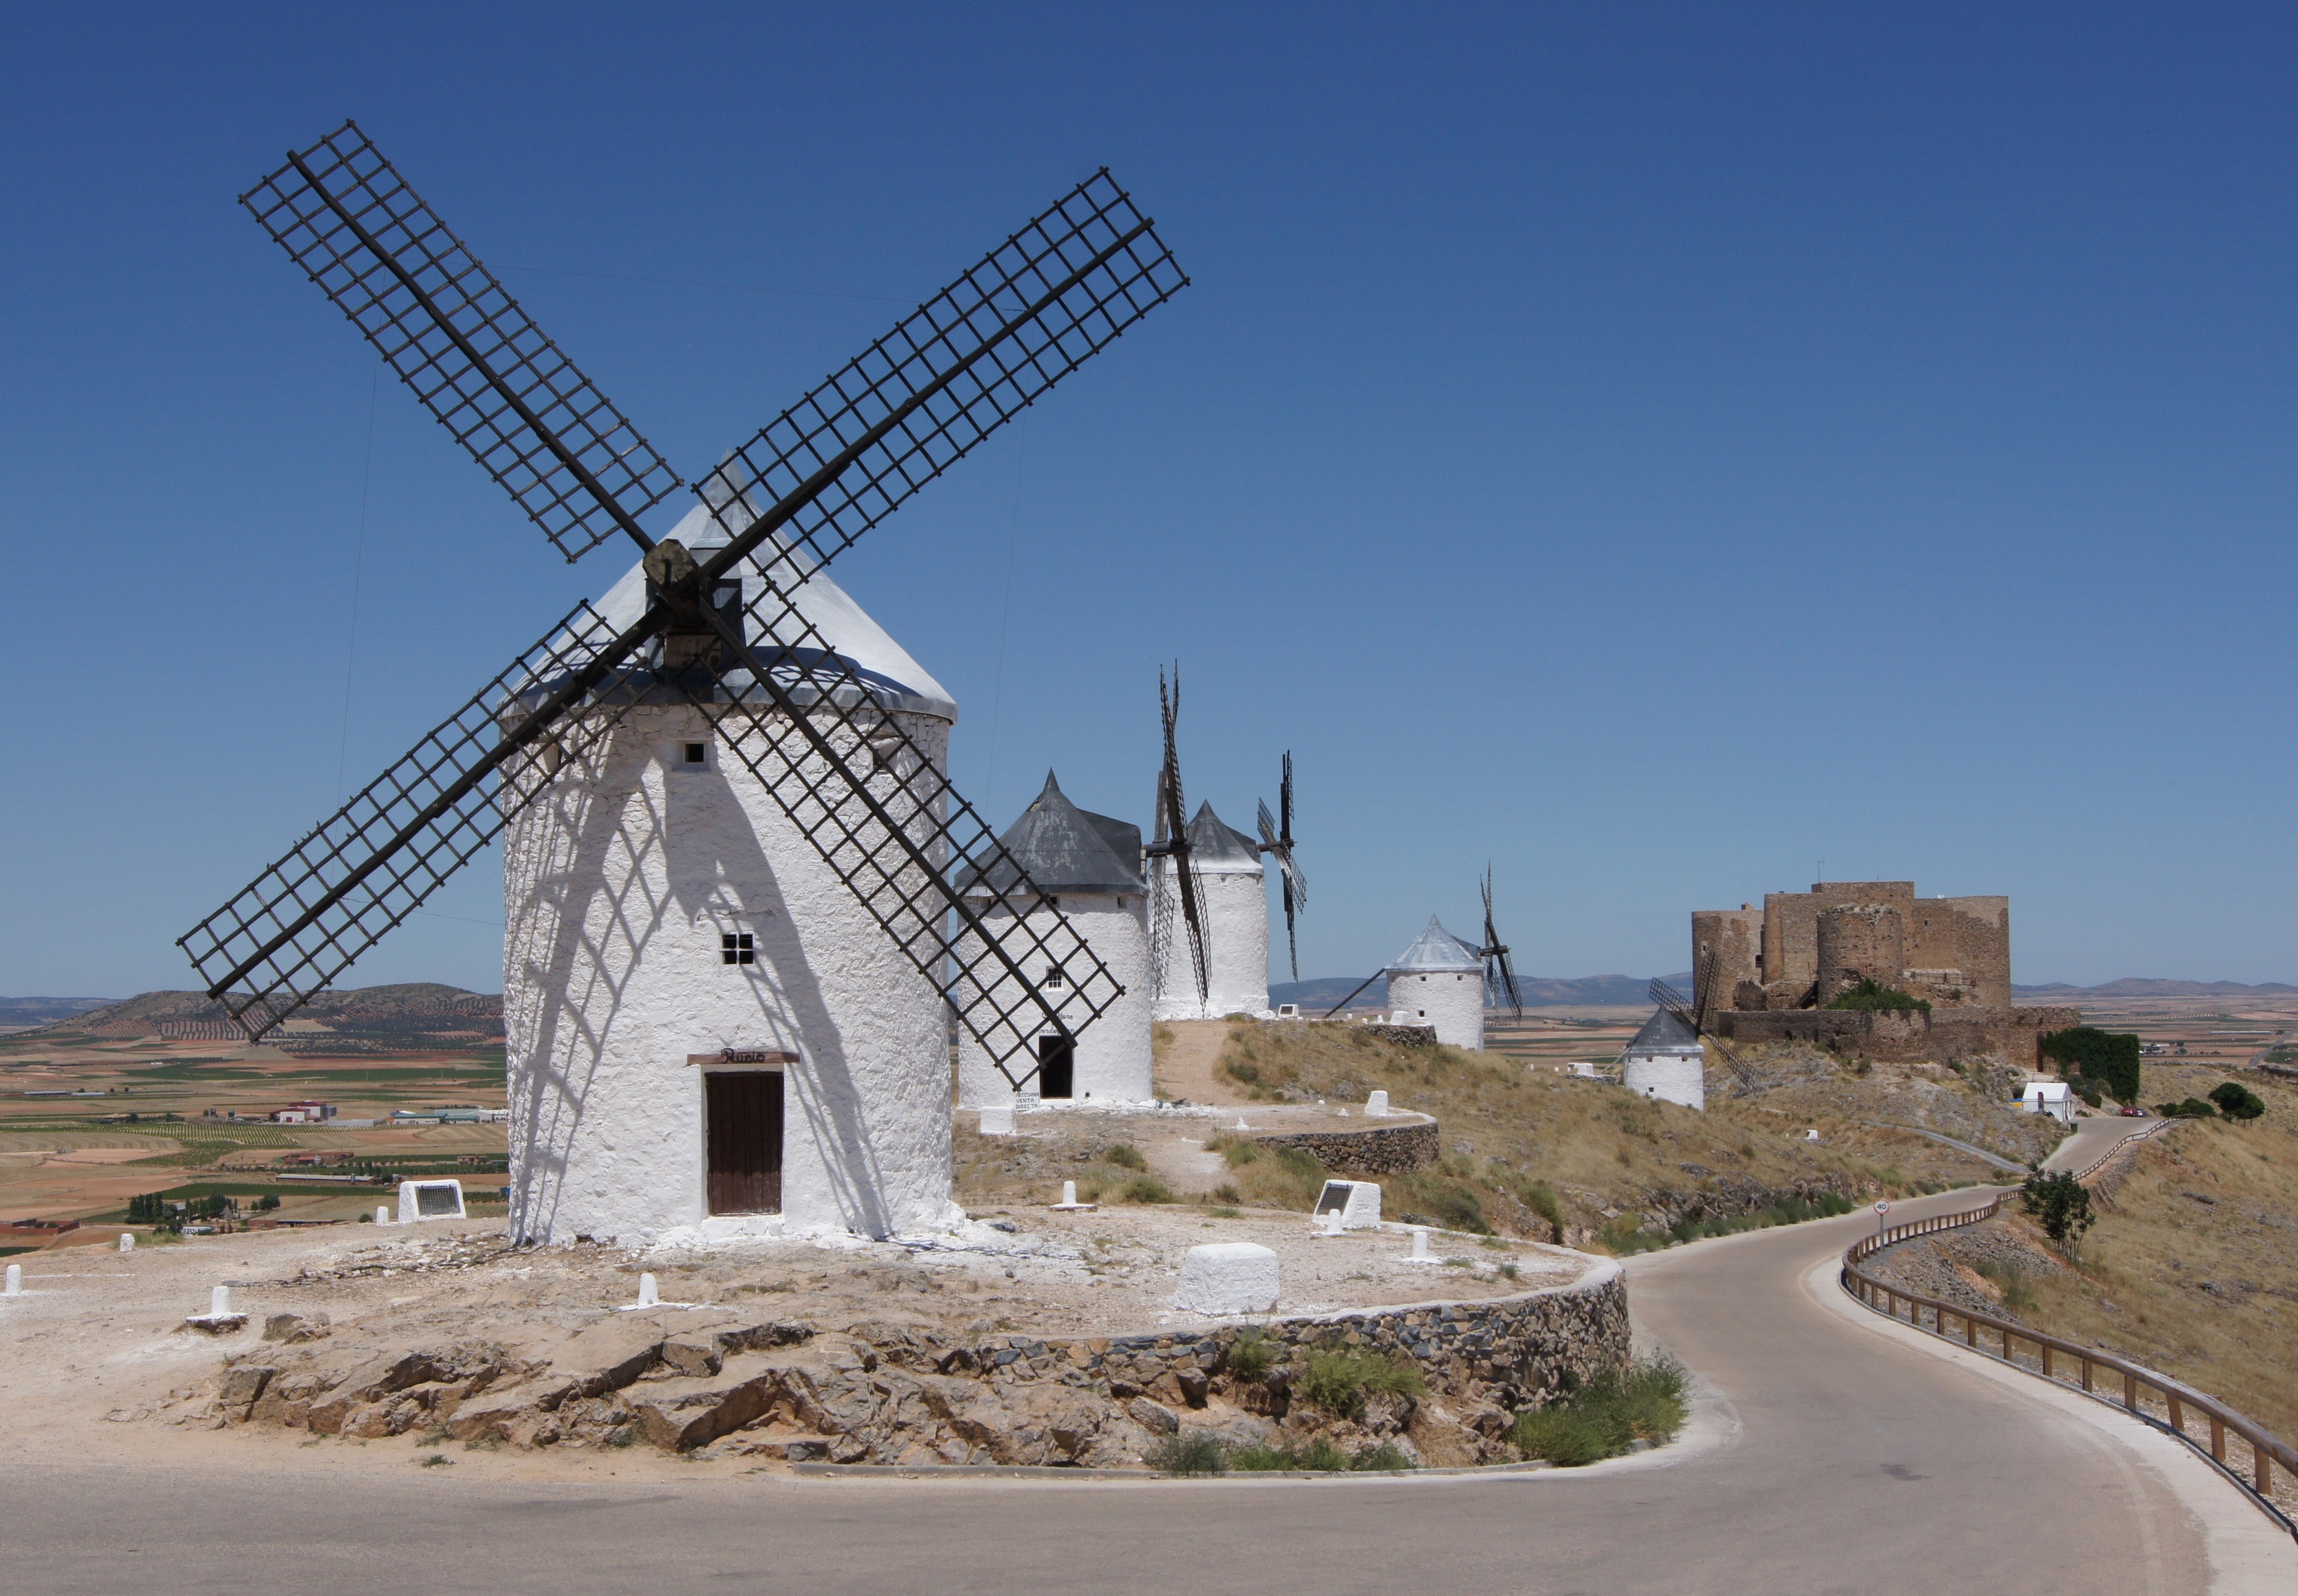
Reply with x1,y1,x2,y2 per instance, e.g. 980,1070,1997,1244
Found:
1873,1201,1891,1216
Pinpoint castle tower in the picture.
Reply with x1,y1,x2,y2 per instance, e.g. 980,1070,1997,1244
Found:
1622,1006,1706,1110
502,503,962,1246
1817,903,1905,1004
1385,917,1485,1049
1151,802,1270,1020
956,772,1152,1106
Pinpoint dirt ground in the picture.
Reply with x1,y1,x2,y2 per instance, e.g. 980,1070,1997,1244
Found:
0,1196,1590,1478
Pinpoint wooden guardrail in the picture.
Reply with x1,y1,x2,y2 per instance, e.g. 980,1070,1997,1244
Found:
2065,1116,2178,1184
1842,1197,2297,1535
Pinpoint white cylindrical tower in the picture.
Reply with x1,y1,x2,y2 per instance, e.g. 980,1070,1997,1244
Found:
1621,1006,1707,1111
502,502,963,1246
955,772,1153,1106
1151,801,1270,1021
1384,917,1485,1049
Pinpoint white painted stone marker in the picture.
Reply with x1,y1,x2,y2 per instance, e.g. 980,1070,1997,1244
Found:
4,1263,20,1296
1316,1206,1344,1236
978,1101,1016,1136
1406,1226,1434,1262
396,1178,466,1224
119,1232,135,1253
1233,1117,1250,1130
211,1285,232,1317
376,1207,391,1226
1051,1180,1094,1211
1312,1179,1383,1231
636,1272,660,1309
1172,1242,1280,1316
1366,1090,1390,1117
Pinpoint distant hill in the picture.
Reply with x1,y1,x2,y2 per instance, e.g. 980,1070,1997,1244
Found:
0,996,118,1027
2014,978,2298,998
14,984,503,1053
1270,973,1693,1012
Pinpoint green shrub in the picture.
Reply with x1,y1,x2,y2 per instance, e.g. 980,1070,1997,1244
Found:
1350,1441,1415,1471
2040,1028,2141,1104
1208,1136,1260,1168
1103,1142,1146,1171
1509,1355,1689,1466
1225,1436,1412,1472
1145,1432,1226,1475
1298,1346,1426,1420
2209,1082,2265,1121
2064,1074,2104,1108
1522,1179,1563,1234
2154,1098,2217,1119
1118,1175,1174,1204
1225,1329,1280,1383
2020,1169,2094,1247
1824,979,1930,1013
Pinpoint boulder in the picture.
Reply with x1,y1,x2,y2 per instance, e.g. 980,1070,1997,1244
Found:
1173,1243,1280,1316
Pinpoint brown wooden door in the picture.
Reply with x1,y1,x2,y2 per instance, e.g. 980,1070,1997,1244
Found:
706,1070,783,1215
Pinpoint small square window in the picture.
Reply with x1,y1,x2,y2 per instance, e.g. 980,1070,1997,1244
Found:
721,932,754,966
1044,965,1067,989
683,742,708,765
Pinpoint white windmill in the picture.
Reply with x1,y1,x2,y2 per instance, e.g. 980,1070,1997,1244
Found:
1146,671,1275,1021
955,772,1153,1107
178,125,1187,1244
1322,868,1524,1052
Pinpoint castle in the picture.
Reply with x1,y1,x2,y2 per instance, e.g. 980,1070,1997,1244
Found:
1691,881,2078,1068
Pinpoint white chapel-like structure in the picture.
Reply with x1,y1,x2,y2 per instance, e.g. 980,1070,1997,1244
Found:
1385,917,1486,1049
955,772,1153,1107
1152,803,1272,1021
501,501,965,1247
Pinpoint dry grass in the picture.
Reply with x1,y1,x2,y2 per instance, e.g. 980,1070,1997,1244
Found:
1985,1064,2298,1443
1197,1022,2005,1244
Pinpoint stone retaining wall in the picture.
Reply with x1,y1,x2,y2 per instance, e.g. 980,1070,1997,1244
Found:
1251,1116,1439,1173
211,1258,1626,1470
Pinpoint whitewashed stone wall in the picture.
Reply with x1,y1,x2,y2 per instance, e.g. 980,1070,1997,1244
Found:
1386,968,1485,1050
502,702,959,1245
1152,862,1270,1021
1623,1051,1706,1111
954,893,1153,1104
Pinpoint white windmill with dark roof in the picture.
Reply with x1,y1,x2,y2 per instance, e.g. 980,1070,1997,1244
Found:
1385,918,1486,1048
956,773,1151,1106
176,124,1186,1244
1620,1005,1707,1110
1145,671,1274,1021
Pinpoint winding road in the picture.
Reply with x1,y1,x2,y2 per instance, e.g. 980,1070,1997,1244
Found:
4,1183,2287,1594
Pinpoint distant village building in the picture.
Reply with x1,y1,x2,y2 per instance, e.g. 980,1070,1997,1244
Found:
1621,1007,1707,1110
1690,881,2079,1067
1384,918,1485,1050
955,772,1153,1106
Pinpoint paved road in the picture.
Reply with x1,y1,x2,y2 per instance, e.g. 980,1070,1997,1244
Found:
2045,1112,2173,1175
4,1189,2280,1595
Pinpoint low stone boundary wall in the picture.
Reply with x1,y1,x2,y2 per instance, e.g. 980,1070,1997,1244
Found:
1251,1116,1439,1173
1717,1005,2080,1069
209,1257,1626,1470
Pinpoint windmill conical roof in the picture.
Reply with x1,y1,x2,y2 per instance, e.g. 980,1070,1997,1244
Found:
570,498,957,722
1389,916,1482,973
957,771,1145,897
1178,800,1264,876
1626,1006,1702,1053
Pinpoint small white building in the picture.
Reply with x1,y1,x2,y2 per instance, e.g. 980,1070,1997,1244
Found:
1385,918,1485,1050
502,500,963,1247
1621,1006,1707,1111
1151,802,1270,1021
2020,1079,2075,1123
955,771,1152,1107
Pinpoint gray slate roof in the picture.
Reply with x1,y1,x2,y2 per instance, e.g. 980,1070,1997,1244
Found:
957,771,1145,897
1389,916,1483,974
1183,801,1263,868
1625,1006,1703,1053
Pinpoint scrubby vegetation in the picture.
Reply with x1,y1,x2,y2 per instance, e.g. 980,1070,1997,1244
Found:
2040,1027,2142,1105
1824,979,1930,1013
1297,1346,1427,1420
1228,1437,1415,1472
1508,1355,1689,1466
1145,1431,1226,1475
1595,1192,1860,1254
2209,1081,2265,1121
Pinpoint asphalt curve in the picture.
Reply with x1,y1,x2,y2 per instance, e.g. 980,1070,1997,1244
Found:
5,1189,2285,1595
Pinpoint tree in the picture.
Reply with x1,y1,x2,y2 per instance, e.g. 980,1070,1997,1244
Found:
2209,1082,2265,1121
254,1194,281,1212
2020,1170,2094,1248
2040,1028,2141,1105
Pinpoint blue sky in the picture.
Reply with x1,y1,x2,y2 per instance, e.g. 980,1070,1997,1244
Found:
4,3,2295,998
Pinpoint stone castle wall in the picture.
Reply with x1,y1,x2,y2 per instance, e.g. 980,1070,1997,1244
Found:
1716,1005,2082,1068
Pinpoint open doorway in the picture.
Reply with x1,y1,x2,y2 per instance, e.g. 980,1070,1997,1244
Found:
1035,1033,1075,1100
705,1069,783,1214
